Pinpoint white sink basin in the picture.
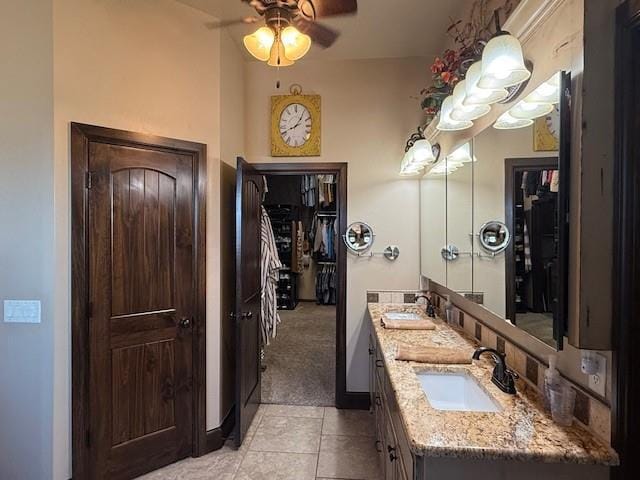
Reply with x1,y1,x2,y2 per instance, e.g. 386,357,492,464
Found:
417,371,501,413
384,312,423,321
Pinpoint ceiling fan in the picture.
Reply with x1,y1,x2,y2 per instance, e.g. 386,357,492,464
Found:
208,0,358,66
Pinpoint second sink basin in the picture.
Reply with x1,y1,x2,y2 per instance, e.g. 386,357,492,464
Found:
417,371,502,413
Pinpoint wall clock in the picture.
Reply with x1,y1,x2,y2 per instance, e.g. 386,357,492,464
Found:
271,85,321,157
533,104,560,151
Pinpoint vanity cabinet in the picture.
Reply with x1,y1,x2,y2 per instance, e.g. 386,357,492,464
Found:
370,334,412,480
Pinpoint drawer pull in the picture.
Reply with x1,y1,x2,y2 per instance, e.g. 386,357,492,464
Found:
375,395,382,406
368,347,375,355
375,359,384,368
375,440,383,453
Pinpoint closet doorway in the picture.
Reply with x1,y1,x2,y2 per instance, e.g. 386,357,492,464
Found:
233,160,348,446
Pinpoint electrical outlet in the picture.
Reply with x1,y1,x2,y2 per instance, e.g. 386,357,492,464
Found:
588,353,607,397
3,300,41,324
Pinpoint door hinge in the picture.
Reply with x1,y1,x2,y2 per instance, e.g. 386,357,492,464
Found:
85,171,93,189
86,429,91,447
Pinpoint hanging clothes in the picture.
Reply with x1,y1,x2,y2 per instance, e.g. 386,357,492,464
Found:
523,218,532,273
261,206,283,345
301,175,317,207
315,263,337,305
550,170,559,193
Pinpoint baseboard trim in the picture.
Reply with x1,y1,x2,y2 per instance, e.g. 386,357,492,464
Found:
340,392,370,410
204,406,235,454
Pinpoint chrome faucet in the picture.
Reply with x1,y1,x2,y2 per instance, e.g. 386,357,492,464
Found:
414,294,436,318
472,347,518,394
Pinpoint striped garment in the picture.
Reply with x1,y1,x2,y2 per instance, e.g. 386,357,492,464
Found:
260,206,282,345
523,219,532,272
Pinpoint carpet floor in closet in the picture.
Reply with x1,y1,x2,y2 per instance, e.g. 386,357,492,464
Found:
261,302,336,406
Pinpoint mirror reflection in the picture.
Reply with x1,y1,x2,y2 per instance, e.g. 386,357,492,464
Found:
343,222,374,253
419,71,569,350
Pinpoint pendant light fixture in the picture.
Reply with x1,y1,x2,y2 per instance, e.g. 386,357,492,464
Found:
478,11,531,90
451,80,491,121
494,111,533,130
464,61,509,106
437,96,473,131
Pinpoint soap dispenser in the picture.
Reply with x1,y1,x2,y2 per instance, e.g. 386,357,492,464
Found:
544,354,561,411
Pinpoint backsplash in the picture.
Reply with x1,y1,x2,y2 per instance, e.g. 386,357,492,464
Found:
366,289,612,445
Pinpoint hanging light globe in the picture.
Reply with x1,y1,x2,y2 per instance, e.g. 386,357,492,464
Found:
464,61,509,106
494,111,534,130
451,80,491,121
437,96,473,131
478,34,531,89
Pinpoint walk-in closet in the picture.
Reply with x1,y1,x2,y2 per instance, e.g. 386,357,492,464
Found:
259,173,339,406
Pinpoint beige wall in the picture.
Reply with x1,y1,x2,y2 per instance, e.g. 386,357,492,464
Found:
0,1,54,479
244,57,427,391
472,125,552,317
52,0,223,476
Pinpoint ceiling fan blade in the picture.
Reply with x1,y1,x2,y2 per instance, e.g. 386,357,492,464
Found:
294,17,339,48
299,0,357,19
205,16,261,29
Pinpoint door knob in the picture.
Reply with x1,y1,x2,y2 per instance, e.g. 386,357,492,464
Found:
242,311,253,319
179,317,192,328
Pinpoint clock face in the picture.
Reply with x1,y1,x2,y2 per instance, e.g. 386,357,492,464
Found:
279,103,312,147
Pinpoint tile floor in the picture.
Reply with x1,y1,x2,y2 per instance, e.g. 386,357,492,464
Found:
137,404,381,480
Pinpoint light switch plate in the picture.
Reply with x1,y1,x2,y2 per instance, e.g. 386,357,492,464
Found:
3,300,41,324
588,352,607,397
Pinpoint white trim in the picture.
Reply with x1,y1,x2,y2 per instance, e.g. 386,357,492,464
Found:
504,0,567,44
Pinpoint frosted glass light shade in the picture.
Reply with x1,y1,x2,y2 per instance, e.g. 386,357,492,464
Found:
437,96,473,131
268,37,294,67
448,143,474,164
451,80,491,121
281,26,311,61
478,34,531,89
525,72,560,104
464,61,509,106
509,100,553,119
410,139,436,166
244,27,275,61
494,111,533,129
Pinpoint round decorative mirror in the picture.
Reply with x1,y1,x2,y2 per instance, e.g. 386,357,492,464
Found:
343,222,375,253
478,221,510,253
441,244,459,261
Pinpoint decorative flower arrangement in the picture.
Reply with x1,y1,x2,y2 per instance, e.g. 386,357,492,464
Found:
420,0,520,126
420,49,461,122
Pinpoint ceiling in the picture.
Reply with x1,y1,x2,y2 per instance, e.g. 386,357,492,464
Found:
177,0,468,61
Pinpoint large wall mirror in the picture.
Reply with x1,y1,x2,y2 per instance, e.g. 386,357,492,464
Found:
419,71,570,350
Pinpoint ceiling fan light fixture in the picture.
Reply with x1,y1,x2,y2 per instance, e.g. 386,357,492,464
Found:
243,26,275,61
478,34,531,89
267,34,295,67
451,80,491,121
463,61,509,106
281,26,312,61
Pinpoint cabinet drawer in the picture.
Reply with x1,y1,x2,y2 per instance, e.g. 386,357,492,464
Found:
384,370,414,479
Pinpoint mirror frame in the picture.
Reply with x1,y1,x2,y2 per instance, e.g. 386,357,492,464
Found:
478,221,511,254
343,221,375,253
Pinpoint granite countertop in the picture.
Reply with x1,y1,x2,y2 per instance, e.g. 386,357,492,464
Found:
368,302,619,466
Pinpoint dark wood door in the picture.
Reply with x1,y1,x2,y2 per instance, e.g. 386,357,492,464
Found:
234,157,263,447
88,142,195,479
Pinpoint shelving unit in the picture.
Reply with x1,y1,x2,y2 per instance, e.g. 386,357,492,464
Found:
265,204,299,310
